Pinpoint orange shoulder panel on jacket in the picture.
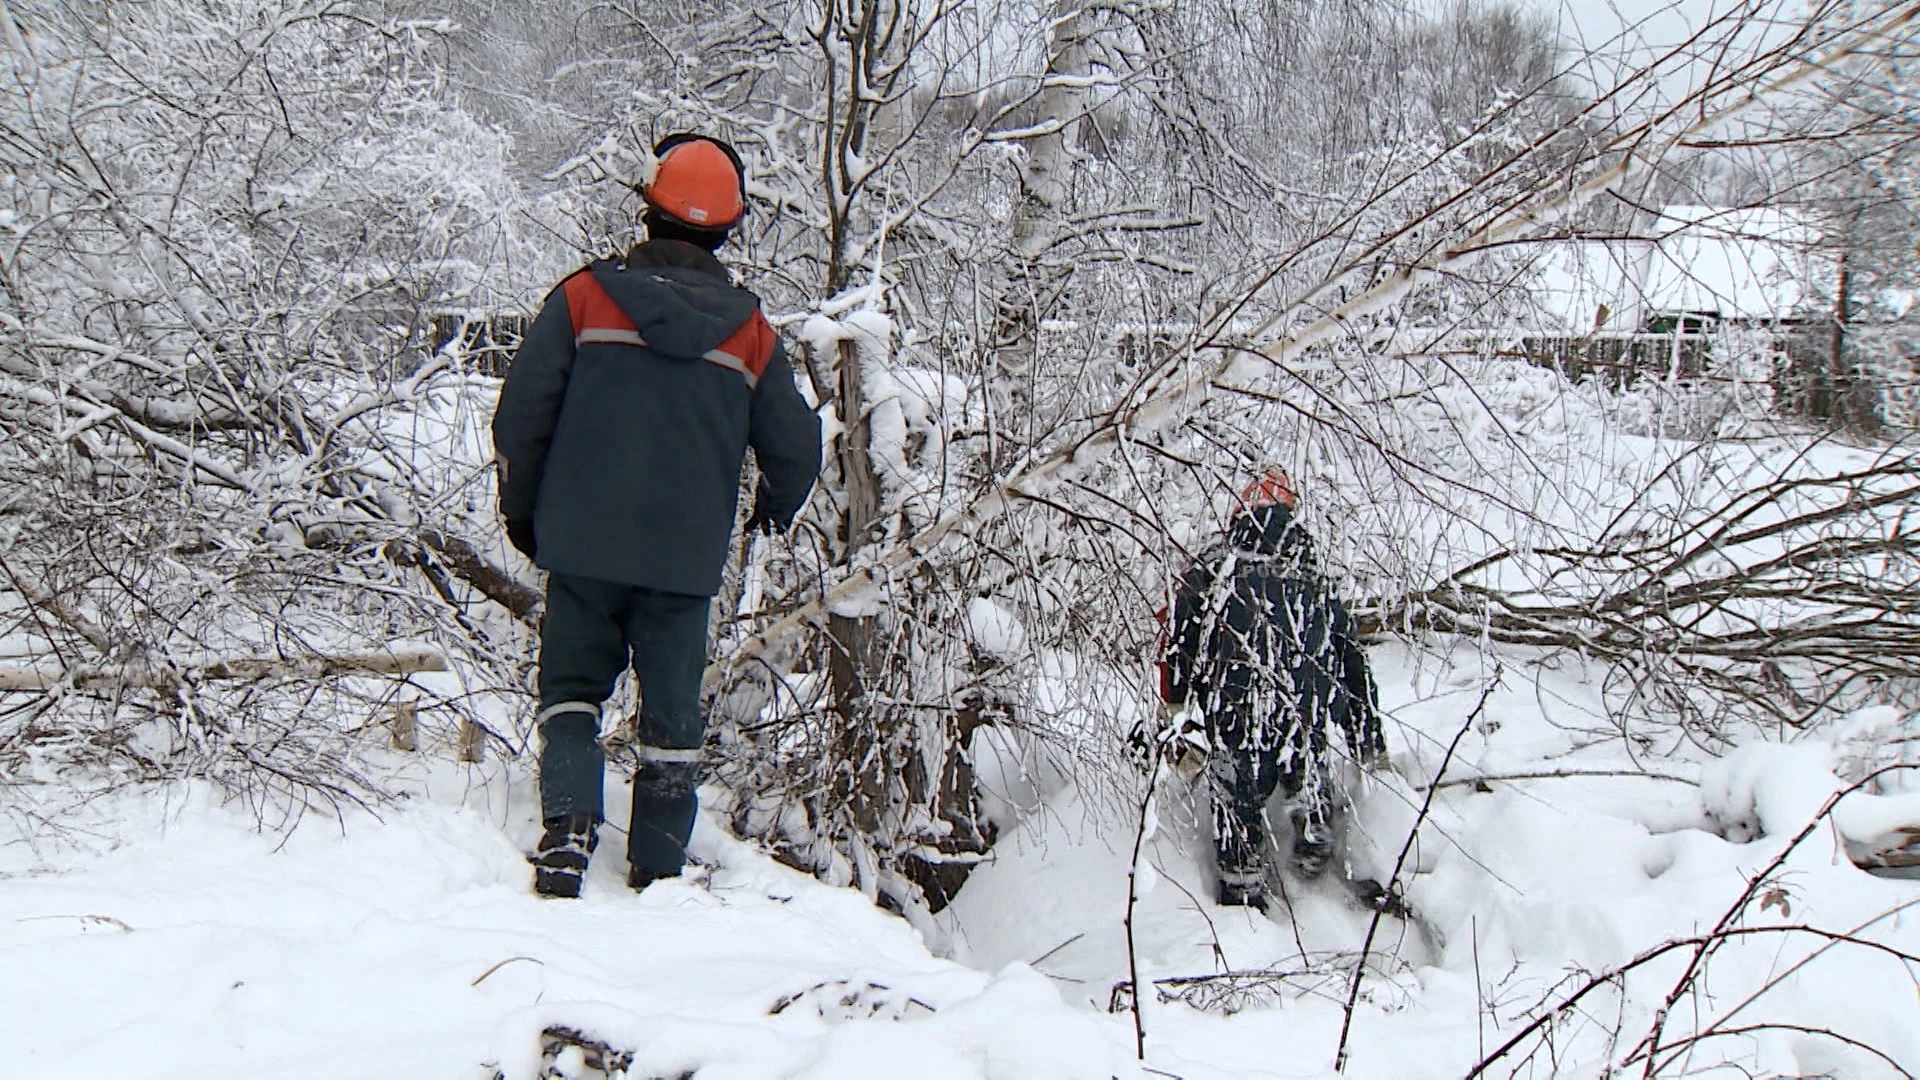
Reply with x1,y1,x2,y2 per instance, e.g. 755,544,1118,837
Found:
562,271,639,338
712,309,775,380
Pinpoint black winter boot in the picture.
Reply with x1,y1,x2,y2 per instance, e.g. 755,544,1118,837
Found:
533,814,599,898
1217,868,1269,911
1289,808,1334,881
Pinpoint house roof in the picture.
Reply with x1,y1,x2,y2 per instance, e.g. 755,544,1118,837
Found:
1529,204,1834,332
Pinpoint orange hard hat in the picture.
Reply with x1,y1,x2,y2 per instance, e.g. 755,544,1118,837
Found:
643,134,746,229
1238,467,1297,511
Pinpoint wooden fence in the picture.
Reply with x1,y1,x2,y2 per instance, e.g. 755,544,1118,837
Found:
428,312,527,377
1509,331,1718,389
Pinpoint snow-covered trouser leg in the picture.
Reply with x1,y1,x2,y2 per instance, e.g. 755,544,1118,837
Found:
1208,733,1284,900
622,589,711,884
1285,673,1342,879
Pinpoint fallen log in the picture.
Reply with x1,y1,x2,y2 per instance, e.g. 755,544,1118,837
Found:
1851,825,1920,873
0,645,448,692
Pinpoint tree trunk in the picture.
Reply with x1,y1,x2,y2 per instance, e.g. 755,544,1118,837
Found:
1823,244,1851,423
827,334,887,834
821,311,996,913
986,0,1092,462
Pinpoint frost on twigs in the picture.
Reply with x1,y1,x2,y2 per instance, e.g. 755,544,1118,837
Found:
1107,951,1416,1018
487,1026,652,1080
0,1,540,811
767,978,937,1022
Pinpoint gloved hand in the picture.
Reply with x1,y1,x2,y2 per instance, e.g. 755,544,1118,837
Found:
743,501,790,537
1164,707,1210,783
1125,706,1209,782
504,518,537,560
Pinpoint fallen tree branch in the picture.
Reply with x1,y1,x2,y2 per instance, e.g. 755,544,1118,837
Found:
411,529,544,621
1852,825,1920,870
1420,768,1697,791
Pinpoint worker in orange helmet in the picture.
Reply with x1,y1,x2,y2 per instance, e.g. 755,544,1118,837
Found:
493,133,821,898
1160,467,1384,910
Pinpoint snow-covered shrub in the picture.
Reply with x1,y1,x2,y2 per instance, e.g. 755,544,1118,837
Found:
0,1,544,800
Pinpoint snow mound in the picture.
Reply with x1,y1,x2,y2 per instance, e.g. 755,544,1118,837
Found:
4,645,1916,1078
0,778,1135,1080
944,641,1920,1078
964,598,1028,660
1700,741,1841,842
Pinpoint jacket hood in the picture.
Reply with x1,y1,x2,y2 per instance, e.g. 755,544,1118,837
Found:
589,240,759,359
1226,503,1314,562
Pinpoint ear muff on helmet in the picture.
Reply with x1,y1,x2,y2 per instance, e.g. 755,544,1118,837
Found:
642,133,748,230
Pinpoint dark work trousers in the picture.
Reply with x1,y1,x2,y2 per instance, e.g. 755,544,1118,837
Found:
537,571,711,880
1206,698,1334,886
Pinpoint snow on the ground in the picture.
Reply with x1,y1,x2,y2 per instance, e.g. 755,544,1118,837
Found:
949,639,1920,1079
0,773,1133,1080
4,639,1917,1079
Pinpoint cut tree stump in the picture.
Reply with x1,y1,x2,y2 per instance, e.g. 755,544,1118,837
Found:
457,718,486,764
389,702,419,752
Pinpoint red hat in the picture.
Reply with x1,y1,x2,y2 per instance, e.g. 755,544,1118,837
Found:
1238,467,1297,511
642,135,746,229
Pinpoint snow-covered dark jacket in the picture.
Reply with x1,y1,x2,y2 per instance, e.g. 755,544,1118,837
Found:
1163,504,1382,759
491,240,821,596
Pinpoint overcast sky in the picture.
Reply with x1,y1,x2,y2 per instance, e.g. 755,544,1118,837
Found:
1537,0,1706,45
1512,0,1816,102
1529,0,1809,55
